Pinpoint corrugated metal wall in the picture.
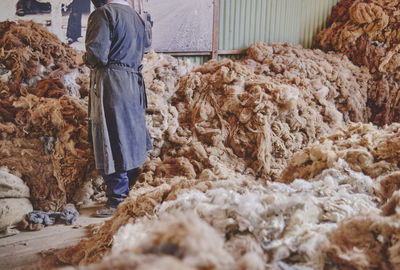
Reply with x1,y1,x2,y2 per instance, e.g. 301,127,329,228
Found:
219,0,340,50
175,56,210,65
217,54,245,61
177,0,340,64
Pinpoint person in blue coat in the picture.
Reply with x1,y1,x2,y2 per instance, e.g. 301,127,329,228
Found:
83,0,153,217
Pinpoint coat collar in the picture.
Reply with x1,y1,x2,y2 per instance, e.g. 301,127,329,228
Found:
109,0,130,6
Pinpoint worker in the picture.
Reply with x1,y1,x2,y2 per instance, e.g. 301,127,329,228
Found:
83,0,153,217
66,0,91,45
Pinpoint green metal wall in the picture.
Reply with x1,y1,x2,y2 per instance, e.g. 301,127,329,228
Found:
219,0,340,50
176,55,244,65
175,56,210,66
175,0,340,65
217,54,245,61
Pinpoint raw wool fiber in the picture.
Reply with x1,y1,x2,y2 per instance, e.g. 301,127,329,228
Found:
315,0,400,125
0,94,95,210
280,122,400,203
142,51,198,158
65,160,380,270
52,169,250,266
52,42,373,266
148,163,379,269
75,255,196,270
326,191,400,270
143,42,370,181
0,21,196,210
279,122,400,268
277,122,400,269
0,20,87,97
243,42,370,123
0,20,95,210
105,212,235,270
79,211,263,270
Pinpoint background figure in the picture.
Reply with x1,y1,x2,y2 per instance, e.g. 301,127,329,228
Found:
66,0,90,44
16,0,51,16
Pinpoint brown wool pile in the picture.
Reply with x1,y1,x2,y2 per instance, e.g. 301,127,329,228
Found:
55,123,400,269
280,122,400,269
315,0,400,125
0,20,95,210
280,122,400,187
50,42,390,269
1,4,400,268
138,42,370,183
0,21,196,211
142,51,198,158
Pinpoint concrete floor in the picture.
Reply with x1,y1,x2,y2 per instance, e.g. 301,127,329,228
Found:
0,205,110,270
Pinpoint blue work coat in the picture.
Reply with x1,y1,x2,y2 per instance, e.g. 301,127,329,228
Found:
83,3,152,175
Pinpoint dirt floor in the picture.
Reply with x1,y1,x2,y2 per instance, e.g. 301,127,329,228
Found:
0,205,110,270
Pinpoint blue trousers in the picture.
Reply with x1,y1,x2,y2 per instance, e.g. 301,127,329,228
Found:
100,168,138,207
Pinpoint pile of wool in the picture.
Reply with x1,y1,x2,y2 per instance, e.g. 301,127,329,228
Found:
140,42,370,182
0,20,87,97
58,159,381,269
142,51,198,157
52,42,374,267
279,122,400,269
0,20,196,210
0,93,96,210
52,167,248,266
326,197,400,270
53,122,399,269
0,21,96,210
280,122,400,199
315,0,400,125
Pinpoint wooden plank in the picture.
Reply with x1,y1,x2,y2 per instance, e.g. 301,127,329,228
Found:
212,0,220,59
218,49,246,55
158,51,211,56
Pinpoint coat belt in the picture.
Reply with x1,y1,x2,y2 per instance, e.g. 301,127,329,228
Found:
99,63,148,109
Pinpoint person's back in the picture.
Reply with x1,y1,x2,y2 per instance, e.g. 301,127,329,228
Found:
85,1,148,70
100,3,145,69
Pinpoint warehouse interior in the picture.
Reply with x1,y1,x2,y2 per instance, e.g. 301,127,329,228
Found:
0,0,399,269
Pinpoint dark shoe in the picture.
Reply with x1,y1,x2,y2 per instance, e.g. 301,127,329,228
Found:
67,38,78,45
95,206,117,218
16,8,25,16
